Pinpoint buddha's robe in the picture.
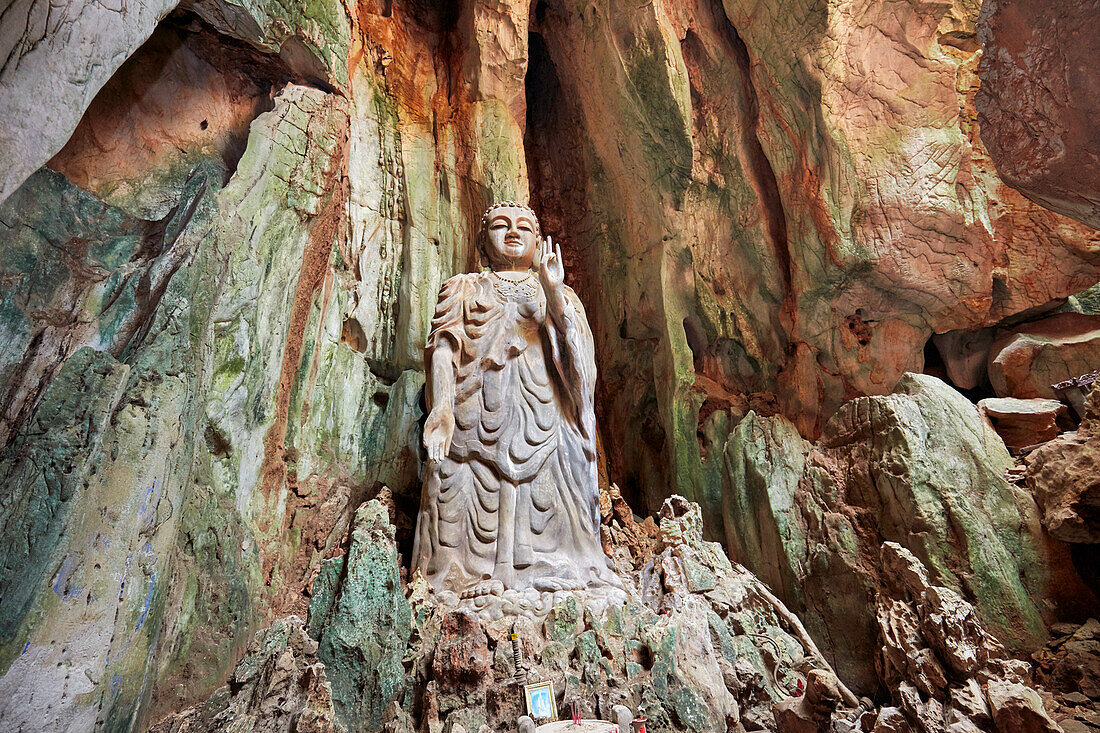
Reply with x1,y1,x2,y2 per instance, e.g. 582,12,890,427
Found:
411,271,621,594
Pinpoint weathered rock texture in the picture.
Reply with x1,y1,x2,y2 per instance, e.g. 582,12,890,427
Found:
309,500,411,730
149,616,336,732
1032,618,1100,729
989,314,1100,400
1025,384,1100,543
977,0,1100,229
874,542,1059,733
0,0,1097,730
161,497,865,733
524,0,1100,526
0,0,179,205
722,373,1092,693
978,397,1066,451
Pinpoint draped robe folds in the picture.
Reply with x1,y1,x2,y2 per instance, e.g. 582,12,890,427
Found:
411,272,622,595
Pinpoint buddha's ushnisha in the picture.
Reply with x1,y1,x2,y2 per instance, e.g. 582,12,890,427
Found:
411,201,623,600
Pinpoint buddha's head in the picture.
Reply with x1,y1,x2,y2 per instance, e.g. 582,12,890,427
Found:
480,201,541,271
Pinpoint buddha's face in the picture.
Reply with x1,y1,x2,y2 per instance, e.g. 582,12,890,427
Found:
484,206,538,270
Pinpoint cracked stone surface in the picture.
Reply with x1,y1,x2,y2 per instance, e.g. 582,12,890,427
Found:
977,0,1100,230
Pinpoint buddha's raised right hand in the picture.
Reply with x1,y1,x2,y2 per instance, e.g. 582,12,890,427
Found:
423,407,455,462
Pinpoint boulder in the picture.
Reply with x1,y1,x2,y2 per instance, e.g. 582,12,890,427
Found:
985,679,1061,733
1024,384,1100,542
989,314,1100,399
722,373,1086,694
773,669,843,733
872,707,913,732
978,397,1066,450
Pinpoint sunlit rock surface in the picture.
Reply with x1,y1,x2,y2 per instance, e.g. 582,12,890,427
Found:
0,0,179,204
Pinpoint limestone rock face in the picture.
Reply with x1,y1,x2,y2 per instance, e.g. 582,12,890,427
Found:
0,0,1098,730
723,373,1090,693
0,62,358,728
977,0,1100,229
182,0,352,88
524,0,1100,523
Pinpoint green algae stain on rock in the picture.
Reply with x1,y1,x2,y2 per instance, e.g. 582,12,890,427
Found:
0,348,130,662
310,500,412,731
0,148,228,728
188,0,353,90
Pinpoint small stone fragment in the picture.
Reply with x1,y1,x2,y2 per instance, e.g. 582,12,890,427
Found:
872,707,913,733
978,397,1066,450
986,678,1062,733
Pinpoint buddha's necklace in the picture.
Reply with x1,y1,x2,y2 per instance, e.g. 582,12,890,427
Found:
490,269,537,300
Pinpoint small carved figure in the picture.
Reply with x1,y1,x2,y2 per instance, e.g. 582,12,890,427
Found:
411,201,623,605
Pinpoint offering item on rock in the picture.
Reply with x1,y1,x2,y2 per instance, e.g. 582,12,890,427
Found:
412,202,624,609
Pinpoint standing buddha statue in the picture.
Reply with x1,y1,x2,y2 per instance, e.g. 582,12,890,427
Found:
411,201,624,611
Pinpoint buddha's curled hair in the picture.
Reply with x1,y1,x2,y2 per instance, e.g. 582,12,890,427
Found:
479,200,541,239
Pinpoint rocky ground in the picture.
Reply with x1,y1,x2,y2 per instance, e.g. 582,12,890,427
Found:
149,492,1100,733
147,384,1100,733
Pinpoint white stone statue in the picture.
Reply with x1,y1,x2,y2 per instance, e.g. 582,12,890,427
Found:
411,201,624,610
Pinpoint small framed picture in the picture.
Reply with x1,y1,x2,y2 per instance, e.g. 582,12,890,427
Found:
523,679,557,721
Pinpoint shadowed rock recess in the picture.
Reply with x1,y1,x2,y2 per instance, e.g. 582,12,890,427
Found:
0,0,1098,731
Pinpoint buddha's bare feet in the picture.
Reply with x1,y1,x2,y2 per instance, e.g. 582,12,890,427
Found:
461,579,504,599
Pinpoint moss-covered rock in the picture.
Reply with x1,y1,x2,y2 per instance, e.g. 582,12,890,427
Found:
311,500,411,732
722,373,1093,693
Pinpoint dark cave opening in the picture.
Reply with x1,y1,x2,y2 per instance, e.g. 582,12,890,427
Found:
524,23,652,517
523,28,589,293
922,335,996,403
525,25,647,516
922,337,951,383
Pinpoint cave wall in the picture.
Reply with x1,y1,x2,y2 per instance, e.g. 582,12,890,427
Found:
976,0,1100,230
0,0,1096,728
